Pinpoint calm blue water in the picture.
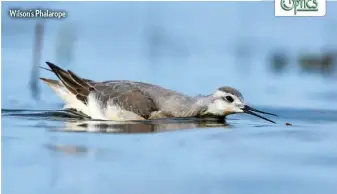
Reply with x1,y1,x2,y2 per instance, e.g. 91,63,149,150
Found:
2,2,337,194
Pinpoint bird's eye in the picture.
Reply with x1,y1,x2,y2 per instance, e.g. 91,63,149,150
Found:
225,96,234,103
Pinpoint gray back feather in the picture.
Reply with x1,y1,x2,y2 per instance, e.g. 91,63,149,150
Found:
91,80,207,118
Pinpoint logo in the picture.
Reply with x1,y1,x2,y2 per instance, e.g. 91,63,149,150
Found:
275,0,326,16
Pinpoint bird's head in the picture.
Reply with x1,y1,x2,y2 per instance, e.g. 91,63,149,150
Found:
201,86,277,123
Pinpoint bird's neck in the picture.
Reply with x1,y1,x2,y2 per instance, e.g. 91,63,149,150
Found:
195,94,213,106
166,95,208,117
161,95,214,118
188,95,214,116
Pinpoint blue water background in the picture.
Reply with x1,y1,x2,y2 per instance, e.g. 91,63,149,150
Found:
2,2,337,194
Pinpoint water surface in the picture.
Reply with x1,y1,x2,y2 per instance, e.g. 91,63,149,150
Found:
2,107,337,194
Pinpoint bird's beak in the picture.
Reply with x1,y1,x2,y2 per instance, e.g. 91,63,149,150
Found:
241,105,278,124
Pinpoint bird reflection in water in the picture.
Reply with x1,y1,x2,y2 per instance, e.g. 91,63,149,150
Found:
45,144,88,156
45,118,229,158
50,118,230,134
45,143,119,161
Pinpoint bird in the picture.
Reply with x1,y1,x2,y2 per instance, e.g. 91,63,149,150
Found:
40,61,278,123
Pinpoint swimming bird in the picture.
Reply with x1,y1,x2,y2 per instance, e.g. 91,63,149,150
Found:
40,62,277,123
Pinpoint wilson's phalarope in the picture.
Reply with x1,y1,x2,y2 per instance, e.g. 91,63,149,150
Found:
40,62,277,123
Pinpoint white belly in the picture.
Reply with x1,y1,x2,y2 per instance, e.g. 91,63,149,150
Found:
86,93,145,121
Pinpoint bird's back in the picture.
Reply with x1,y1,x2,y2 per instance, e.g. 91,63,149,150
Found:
41,62,199,120
90,80,194,111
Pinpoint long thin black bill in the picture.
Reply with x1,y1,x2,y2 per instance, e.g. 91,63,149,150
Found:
244,105,278,117
243,109,276,124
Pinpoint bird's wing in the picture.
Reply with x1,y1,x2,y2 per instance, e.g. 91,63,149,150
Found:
43,62,158,119
90,81,158,119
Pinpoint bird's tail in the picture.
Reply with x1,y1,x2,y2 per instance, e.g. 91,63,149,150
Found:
39,62,91,115
40,77,62,87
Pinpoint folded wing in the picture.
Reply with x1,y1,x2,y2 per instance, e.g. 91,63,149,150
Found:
43,62,158,119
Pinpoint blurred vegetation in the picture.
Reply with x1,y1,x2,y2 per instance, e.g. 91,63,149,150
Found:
269,50,337,77
299,51,337,75
269,50,290,74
